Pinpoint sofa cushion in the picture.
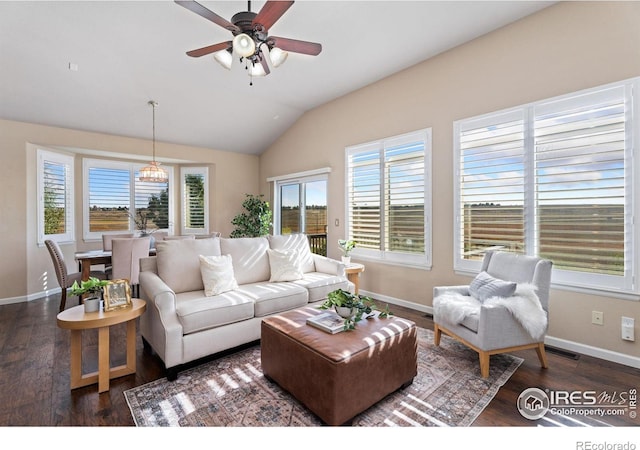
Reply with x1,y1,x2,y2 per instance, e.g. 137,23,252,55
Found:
292,272,350,302
235,282,309,317
220,237,271,285
267,248,304,282
175,290,254,335
469,271,516,302
199,254,239,296
156,238,221,294
268,234,315,273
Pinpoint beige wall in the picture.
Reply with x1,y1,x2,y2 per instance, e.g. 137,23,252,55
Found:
0,118,259,301
259,2,640,361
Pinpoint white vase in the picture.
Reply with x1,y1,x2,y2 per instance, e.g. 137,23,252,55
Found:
341,256,351,265
335,306,355,319
84,297,101,313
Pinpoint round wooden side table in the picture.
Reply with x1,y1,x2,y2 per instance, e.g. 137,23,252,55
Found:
57,298,146,393
345,263,365,294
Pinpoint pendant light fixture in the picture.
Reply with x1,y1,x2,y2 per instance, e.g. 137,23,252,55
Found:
139,100,168,183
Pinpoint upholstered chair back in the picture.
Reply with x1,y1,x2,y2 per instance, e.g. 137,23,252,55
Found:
102,233,134,251
111,237,151,285
481,251,553,311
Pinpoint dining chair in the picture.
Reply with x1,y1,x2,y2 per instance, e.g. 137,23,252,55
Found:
102,233,135,278
45,240,107,312
111,237,151,298
102,233,135,251
152,231,168,242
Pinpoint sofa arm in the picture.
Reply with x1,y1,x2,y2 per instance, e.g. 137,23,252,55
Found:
139,270,186,368
139,271,177,315
312,254,346,277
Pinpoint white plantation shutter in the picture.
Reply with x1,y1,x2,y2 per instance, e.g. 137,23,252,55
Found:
534,85,627,277
88,166,130,233
181,167,208,234
454,78,638,294
457,110,525,262
346,129,431,268
84,159,172,240
347,143,381,250
38,149,74,244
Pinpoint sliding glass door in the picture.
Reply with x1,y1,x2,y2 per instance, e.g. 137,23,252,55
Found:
277,177,327,255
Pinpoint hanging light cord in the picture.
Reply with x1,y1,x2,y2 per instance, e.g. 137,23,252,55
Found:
149,100,157,162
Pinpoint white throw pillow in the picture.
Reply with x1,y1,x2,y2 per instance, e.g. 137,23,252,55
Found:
199,254,239,296
267,248,304,282
469,271,517,302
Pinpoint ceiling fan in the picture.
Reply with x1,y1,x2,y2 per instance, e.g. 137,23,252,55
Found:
175,1,322,82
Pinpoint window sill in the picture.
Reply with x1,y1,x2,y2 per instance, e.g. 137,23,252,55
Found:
454,269,640,302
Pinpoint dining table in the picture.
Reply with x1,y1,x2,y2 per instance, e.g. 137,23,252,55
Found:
75,248,156,281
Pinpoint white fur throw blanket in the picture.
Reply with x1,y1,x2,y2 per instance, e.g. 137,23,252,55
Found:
434,283,547,341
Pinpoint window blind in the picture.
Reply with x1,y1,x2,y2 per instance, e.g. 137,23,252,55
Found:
458,110,525,260
346,129,431,267
88,167,130,232
38,149,74,244
534,86,626,275
183,172,205,229
454,78,637,294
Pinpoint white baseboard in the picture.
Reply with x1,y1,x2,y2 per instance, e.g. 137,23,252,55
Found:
0,288,61,306
360,289,640,370
544,336,640,369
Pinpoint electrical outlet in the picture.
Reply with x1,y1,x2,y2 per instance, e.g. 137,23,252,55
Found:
592,311,604,325
622,317,635,341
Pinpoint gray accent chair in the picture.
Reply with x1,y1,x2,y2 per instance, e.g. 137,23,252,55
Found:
433,251,553,378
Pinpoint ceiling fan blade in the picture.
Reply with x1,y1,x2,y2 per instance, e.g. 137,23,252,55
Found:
175,0,240,33
186,41,232,58
270,37,322,56
253,1,294,30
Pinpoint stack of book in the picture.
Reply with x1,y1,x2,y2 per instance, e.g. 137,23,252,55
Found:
306,311,346,334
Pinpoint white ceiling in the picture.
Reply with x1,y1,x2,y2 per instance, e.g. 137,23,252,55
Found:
0,0,553,155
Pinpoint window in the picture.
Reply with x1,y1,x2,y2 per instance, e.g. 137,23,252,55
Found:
181,167,208,235
345,129,432,268
83,159,172,240
270,168,329,256
37,149,74,244
454,78,639,296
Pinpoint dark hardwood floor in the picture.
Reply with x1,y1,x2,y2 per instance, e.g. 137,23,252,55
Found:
0,294,638,427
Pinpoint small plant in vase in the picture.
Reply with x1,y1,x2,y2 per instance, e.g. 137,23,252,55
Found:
338,239,356,264
70,277,109,312
320,288,392,331
71,277,109,312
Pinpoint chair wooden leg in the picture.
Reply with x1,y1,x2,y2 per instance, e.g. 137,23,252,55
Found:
536,342,548,369
433,324,442,346
479,351,490,378
59,288,67,312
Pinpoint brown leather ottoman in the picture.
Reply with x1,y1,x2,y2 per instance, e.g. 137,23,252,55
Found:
261,306,418,426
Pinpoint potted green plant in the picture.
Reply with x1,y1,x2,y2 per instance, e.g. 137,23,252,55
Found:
70,277,109,313
338,239,356,264
319,288,391,331
230,194,273,238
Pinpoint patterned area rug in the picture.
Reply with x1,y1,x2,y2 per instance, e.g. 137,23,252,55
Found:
125,328,522,427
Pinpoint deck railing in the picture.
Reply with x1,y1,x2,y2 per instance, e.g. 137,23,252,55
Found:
307,233,327,256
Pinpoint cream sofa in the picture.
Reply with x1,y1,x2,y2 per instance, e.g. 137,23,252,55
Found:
138,234,350,380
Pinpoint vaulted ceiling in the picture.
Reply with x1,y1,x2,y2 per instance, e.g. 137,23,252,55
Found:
0,1,553,155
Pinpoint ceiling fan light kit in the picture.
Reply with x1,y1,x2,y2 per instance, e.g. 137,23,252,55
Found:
175,0,322,85
233,33,256,58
